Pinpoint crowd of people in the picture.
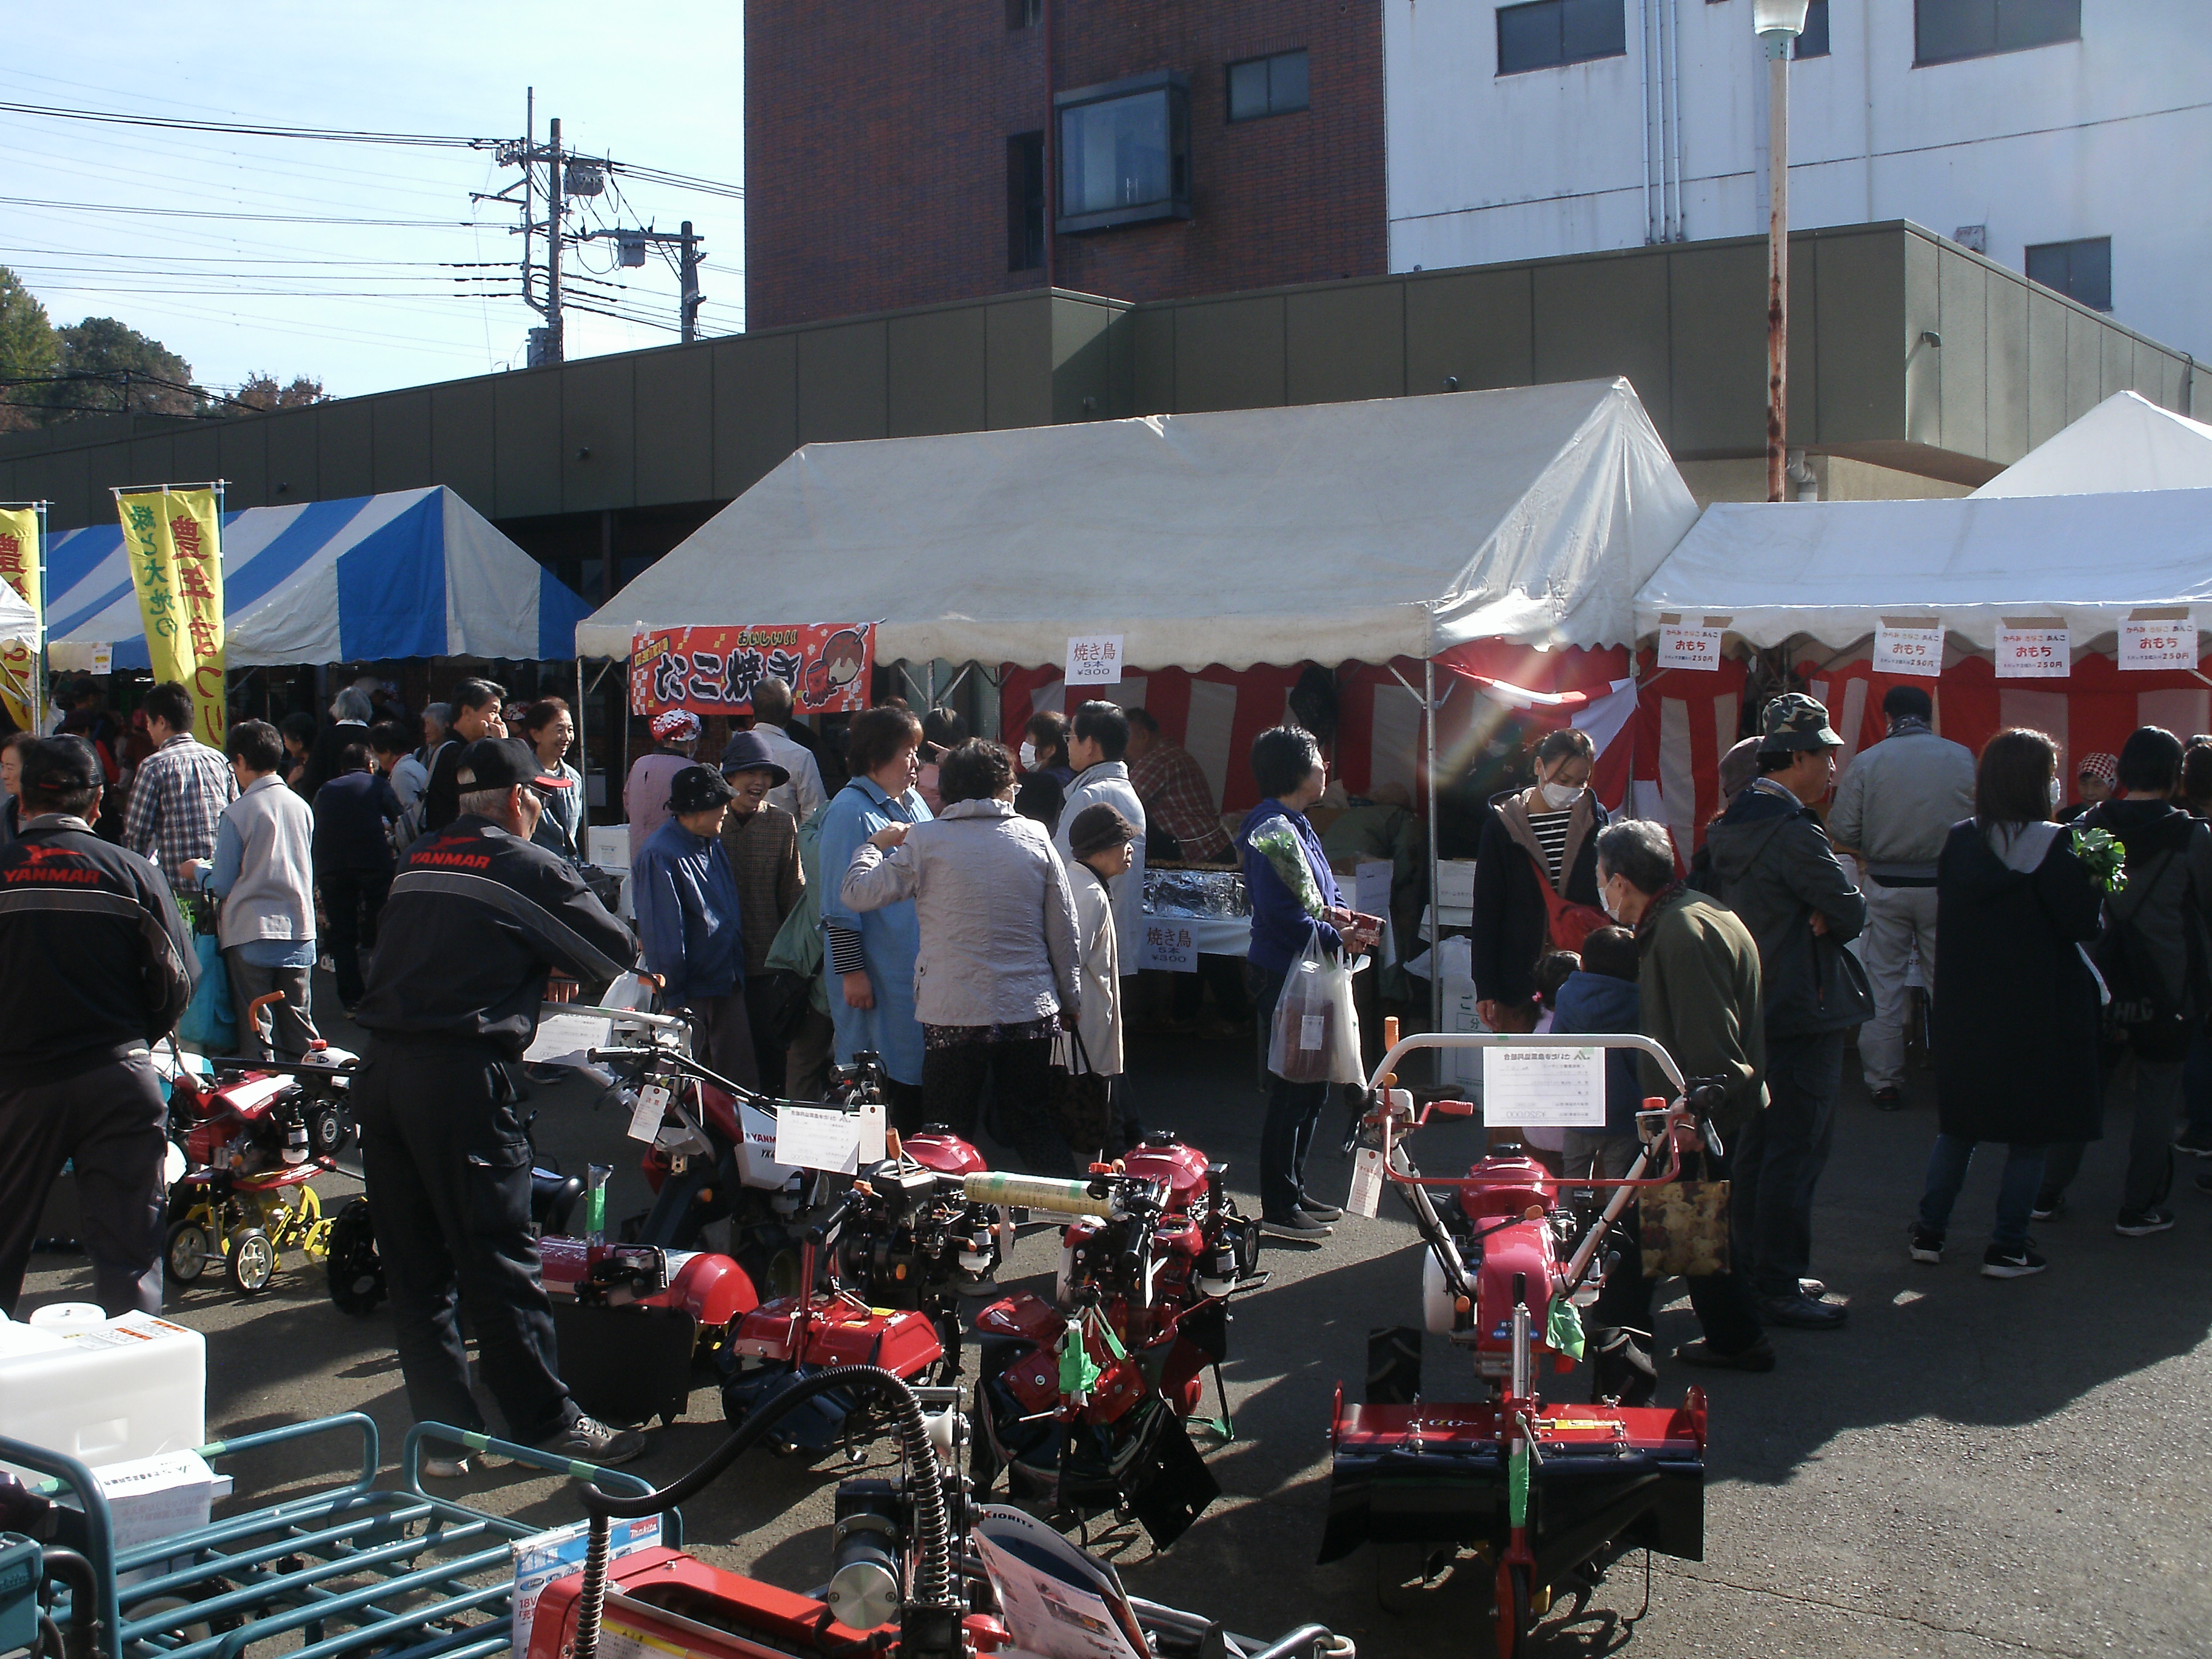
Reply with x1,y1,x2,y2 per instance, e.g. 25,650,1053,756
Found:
1461,683,2212,1381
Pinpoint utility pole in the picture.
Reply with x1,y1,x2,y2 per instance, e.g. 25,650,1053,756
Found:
679,221,702,344
545,117,566,365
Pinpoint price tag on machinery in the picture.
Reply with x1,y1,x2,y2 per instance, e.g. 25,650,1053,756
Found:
2120,608,2198,672
1481,1045,1607,1128
1996,618,2070,680
626,1084,671,1143
1874,617,1944,679
1346,1146,1386,1220
1655,614,1728,672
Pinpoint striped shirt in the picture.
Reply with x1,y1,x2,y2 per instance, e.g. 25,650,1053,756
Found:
1527,806,1572,890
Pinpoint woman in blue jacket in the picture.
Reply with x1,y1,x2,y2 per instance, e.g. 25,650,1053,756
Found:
1239,725,1379,1241
817,704,931,1127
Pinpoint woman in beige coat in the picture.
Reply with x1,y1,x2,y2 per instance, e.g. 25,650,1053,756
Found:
1057,803,1134,1163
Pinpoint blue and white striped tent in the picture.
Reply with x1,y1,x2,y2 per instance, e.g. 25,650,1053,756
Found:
43,486,591,670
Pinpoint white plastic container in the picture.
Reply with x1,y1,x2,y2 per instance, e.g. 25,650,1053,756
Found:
0,1309,206,1471
28,1302,109,1336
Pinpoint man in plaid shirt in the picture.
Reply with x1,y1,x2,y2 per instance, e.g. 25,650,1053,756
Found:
1125,708,1232,862
122,681,236,886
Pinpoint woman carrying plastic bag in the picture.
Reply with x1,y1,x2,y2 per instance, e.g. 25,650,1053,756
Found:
1238,725,1382,1242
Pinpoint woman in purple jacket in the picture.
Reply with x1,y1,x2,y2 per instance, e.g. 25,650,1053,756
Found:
1239,725,1379,1241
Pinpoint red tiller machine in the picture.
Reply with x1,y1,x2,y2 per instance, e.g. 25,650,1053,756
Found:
1321,1020,1723,1657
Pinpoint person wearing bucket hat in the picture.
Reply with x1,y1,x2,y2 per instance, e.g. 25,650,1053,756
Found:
1703,692,1869,1335
634,763,758,1088
717,731,805,1093
625,708,704,865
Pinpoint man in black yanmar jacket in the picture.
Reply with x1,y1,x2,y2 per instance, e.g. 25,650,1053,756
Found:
0,736,195,1316
353,737,645,1472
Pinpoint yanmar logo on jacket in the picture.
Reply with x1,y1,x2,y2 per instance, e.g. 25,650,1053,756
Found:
2,845,101,885
409,842,493,871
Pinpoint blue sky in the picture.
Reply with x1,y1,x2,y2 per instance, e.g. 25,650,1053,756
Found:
2,2,745,399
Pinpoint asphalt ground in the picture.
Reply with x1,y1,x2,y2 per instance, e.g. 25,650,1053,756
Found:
18,993,2212,1658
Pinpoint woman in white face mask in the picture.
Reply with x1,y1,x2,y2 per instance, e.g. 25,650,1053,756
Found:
1470,727,1610,1036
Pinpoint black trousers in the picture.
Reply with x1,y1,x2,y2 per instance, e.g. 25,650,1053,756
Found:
743,975,790,1098
1247,963,1333,1221
354,1037,576,1443
321,868,391,1008
0,1052,168,1318
1731,1029,1846,1299
922,1036,1075,1175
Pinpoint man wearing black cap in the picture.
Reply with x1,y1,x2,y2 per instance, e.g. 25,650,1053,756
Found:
352,737,644,1470
0,736,195,1317
634,763,757,1088
718,732,802,1094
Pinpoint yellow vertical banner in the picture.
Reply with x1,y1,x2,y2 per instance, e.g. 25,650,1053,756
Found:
116,488,226,747
164,490,226,747
0,506,38,731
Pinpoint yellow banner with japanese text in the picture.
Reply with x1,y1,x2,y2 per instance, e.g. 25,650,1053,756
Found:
0,506,38,731
116,488,226,746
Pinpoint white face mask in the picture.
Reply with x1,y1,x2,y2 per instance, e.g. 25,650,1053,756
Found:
1538,777,1581,810
1018,742,1038,772
1597,875,1621,920
2048,776,2063,810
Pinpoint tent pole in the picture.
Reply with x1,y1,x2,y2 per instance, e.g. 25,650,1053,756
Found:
1426,656,1442,1039
575,654,587,828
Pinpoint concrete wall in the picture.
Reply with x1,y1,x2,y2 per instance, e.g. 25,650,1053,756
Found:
1386,0,2212,360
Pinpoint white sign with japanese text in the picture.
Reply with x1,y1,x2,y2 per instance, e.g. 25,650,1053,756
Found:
1994,620,2070,680
1139,919,1198,973
1481,1044,1606,1128
1874,620,1944,679
89,643,113,676
1065,634,1125,686
1655,617,1726,672
2120,612,2197,672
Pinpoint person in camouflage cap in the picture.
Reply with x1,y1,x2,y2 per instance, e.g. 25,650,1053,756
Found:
1698,690,1868,1340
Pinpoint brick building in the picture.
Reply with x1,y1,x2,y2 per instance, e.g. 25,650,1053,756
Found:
744,0,1386,329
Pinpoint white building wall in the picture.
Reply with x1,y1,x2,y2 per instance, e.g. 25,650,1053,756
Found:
1386,0,2212,358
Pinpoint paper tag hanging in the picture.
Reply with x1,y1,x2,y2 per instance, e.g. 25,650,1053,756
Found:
774,1105,863,1173
90,643,113,675
1874,618,1943,679
1346,1146,1386,1219
1655,614,1728,672
1481,1045,1607,1128
857,1098,888,1164
2120,609,2197,672
626,1084,671,1143
1995,618,2070,680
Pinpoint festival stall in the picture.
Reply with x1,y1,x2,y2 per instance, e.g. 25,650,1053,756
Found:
578,378,1701,1020
1631,484,2212,851
1971,390,2212,498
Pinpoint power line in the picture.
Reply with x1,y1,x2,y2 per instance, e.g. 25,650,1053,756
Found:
0,98,491,148
0,193,480,227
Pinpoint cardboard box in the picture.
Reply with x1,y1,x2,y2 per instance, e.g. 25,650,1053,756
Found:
1435,859,1478,911
512,1515,663,1659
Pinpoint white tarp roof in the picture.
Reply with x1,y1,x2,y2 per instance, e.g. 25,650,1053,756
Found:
1973,391,2212,498
577,378,1698,667
1635,489,2212,652
0,578,32,648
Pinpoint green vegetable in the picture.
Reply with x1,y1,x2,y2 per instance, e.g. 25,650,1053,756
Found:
1249,820,1324,918
2071,824,2127,895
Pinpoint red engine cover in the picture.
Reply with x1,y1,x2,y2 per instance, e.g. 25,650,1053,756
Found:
1456,1155,1556,1223
975,1289,1064,1346
1122,1138,1211,1210
666,1250,759,1326
904,1130,985,1175
526,1547,872,1659
1473,1218,1560,1355
730,1293,943,1378
1078,1355,1146,1424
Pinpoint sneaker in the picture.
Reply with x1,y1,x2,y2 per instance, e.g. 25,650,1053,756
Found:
1296,1197,1344,1223
1870,1086,1905,1111
1673,1336,1776,1373
1261,1212,1333,1242
1908,1225,1945,1264
420,1454,472,1480
2029,1192,2065,1222
1981,1243,2047,1279
540,1414,649,1467
1756,1292,1848,1330
2114,1207,2176,1237
2176,1127,2212,1157
1797,1277,1827,1298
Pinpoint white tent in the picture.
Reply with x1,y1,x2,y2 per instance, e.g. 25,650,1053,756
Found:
1973,391,2212,498
0,578,32,648
577,378,1698,666
1634,489,2212,652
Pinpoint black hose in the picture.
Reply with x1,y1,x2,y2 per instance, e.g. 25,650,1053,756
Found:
39,1547,102,1659
571,1366,951,1659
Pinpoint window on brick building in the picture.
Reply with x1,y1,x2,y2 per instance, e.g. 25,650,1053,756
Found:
1915,0,2078,65
1007,0,1041,28
2025,236,2111,312
1054,72,1191,233
1496,0,1627,75
1227,49,1309,121
1008,132,1045,271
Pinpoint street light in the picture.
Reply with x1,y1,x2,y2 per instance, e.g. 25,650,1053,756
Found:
1755,0,1809,503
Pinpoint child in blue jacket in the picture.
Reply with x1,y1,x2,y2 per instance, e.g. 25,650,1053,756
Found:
1550,925,1645,1181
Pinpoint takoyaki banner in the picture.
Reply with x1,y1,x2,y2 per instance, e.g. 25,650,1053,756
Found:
628,622,873,719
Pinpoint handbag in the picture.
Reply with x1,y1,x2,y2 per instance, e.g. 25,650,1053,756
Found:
2092,847,2200,1062
1527,849,1612,954
1638,1150,1731,1278
1267,933,1364,1085
175,894,236,1050
1048,1026,1119,1152
754,968,816,1049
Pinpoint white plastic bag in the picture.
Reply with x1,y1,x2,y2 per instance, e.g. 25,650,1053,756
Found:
1268,934,1364,1085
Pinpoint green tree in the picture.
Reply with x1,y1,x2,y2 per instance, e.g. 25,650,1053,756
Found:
230,372,329,414
46,315,196,419
0,267,57,433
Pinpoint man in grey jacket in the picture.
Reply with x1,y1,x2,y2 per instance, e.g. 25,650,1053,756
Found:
1706,694,1869,1330
1826,685,1976,1107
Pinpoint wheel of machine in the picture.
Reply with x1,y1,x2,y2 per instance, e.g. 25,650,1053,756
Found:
225,1228,276,1295
1493,1561,1532,1659
165,1218,213,1285
324,1197,385,1315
